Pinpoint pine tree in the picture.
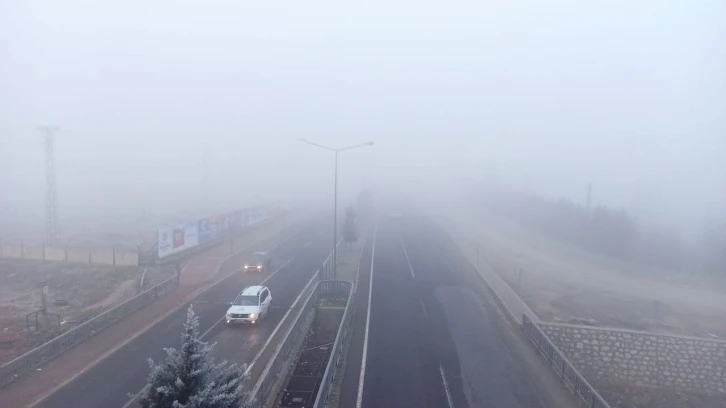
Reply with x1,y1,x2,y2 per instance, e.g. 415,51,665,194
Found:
342,206,358,244
139,306,246,408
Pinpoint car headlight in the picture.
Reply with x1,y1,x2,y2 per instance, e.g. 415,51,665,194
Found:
226,312,232,317
249,313,255,318
244,264,249,269
257,265,262,269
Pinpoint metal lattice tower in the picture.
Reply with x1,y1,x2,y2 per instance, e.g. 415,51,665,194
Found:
38,126,60,245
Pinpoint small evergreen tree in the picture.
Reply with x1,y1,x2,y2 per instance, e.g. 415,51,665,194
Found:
139,306,246,408
342,206,358,244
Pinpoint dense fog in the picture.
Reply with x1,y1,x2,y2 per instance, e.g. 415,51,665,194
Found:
1,1,724,243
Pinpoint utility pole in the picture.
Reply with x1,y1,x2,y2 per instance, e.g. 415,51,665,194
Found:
38,126,60,246
299,138,374,280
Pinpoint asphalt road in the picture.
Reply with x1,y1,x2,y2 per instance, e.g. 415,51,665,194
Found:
34,219,334,408
354,212,550,408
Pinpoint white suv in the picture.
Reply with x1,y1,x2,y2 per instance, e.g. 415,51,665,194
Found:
226,285,271,324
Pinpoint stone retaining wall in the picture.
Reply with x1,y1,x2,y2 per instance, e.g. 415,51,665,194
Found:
540,323,726,396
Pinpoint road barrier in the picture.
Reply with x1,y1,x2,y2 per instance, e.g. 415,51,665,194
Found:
313,280,355,408
243,242,351,408
522,314,611,408
0,274,179,387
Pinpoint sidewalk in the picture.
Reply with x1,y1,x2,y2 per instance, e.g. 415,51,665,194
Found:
0,212,309,408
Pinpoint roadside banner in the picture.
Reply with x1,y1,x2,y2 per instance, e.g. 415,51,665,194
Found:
159,205,274,258
224,212,235,231
233,210,244,227
198,217,212,243
159,222,199,258
249,206,265,225
158,227,174,258
240,208,249,227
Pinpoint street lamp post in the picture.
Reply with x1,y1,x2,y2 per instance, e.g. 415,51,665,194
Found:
300,138,374,280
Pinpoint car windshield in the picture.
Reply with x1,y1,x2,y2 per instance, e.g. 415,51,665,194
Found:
233,295,259,306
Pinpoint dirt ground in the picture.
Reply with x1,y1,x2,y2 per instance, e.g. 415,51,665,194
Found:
440,200,726,340
0,259,172,364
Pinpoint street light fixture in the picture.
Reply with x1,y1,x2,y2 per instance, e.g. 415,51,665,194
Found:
300,138,374,280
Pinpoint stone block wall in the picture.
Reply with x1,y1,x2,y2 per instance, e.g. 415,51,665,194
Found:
541,323,726,396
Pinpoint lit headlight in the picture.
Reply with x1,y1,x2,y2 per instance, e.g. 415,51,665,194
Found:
257,265,262,269
249,313,255,318
244,264,249,269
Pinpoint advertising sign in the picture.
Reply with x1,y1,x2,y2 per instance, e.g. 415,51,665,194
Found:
239,208,249,227
249,207,265,225
158,222,199,258
198,217,212,243
158,227,174,258
158,205,273,259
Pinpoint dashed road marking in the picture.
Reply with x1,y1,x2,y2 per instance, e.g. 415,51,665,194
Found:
439,362,455,408
420,299,429,320
400,237,415,279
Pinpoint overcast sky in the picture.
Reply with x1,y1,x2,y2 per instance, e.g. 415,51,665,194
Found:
1,0,724,233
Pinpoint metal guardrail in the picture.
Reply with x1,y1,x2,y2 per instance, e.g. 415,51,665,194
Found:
242,279,318,408
320,239,344,280
0,274,179,387
243,277,354,408
522,314,611,408
313,280,355,408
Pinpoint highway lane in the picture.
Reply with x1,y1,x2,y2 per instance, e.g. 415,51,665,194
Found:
34,218,333,408
359,212,549,408
205,229,334,380
361,216,457,408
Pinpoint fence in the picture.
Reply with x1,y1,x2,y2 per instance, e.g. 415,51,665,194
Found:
243,279,354,408
0,241,139,266
0,274,179,387
319,239,344,280
522,314,611,408
313,280,355,408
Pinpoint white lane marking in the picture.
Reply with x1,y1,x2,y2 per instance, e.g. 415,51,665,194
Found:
305,240,312,248
439,362,455,408
244,268,319,376
448,266,464,286
120,255,299,408
400,237,415,279
356,222,378,408
420,299,429,320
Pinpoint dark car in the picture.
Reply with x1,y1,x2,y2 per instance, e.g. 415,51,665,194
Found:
244,251,271,273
